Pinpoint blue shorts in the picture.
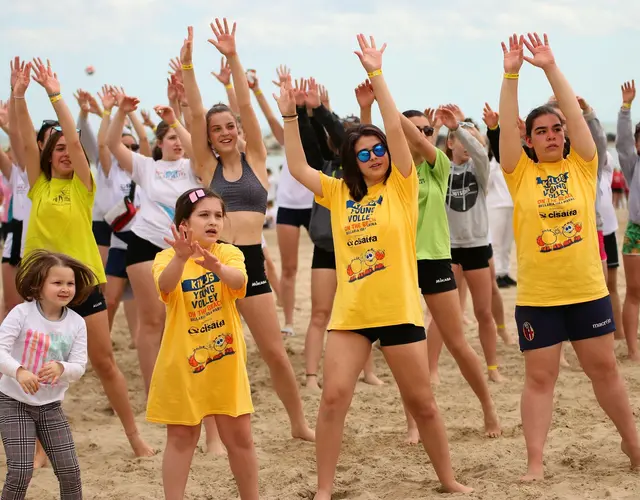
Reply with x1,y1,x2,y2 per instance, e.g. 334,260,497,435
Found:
515,295,615,351
106,248,128,279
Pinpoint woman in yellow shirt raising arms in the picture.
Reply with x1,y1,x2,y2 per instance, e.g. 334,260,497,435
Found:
275,35,471,498
499,33,640,480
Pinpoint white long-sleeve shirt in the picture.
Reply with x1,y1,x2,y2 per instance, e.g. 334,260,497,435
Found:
0,301,87,405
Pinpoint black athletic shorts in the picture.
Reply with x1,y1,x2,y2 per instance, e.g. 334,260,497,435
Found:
450,245,491,271
125,232,164,267
92,220,112,247
604,232,620,269
69,286,107,318
515,295,615,351
417,258,457,295
106,248,128,279
236,244,271,297
1,220,23,267
351,323,426,347
311,245,336,270
276,207,311,230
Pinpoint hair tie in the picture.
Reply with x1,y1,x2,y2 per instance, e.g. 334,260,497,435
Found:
189,189,206,203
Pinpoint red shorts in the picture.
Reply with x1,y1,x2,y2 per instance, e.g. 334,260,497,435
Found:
598,230,607,261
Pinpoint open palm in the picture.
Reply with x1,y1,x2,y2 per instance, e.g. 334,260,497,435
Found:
522,33,555,70
208,18,237,57
354,34,386,73
501,34,524,74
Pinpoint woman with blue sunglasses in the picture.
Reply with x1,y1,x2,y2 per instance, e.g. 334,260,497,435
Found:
275,34,471,498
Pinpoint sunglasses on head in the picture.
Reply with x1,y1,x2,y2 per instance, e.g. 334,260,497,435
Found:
356,143,387,163
124,143,140,152
51,125,82,137
41,119,59,129
417,125,434,137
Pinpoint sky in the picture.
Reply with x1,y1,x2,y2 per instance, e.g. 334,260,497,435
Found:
1,0,639,141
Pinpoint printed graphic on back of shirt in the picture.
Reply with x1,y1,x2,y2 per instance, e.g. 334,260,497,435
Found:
535,171,582,253
446,171,478,212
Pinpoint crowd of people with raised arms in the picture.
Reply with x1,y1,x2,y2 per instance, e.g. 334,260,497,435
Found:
0,19,639,499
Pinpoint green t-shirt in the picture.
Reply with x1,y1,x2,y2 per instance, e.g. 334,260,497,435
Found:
416,149,451,260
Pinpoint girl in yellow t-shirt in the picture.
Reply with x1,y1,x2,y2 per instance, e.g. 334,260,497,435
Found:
499,32,640,480
150,187,257,500
274,35,471,498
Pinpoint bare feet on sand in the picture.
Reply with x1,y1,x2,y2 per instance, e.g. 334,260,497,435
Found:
488,369,504,383
622,440,640,469
405,427,420,445
484,410,502,438
292,425,316,442
363,373,384,386
628,352,640,362
441,481,474,494
497,326,515,345
305,374,321,392
430,371,441,386
205,439,227,457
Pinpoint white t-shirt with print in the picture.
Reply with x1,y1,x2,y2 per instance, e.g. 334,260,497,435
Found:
2,165,31,259
0,301,87,406
92,165,113,221
106,159,143,250
129,154,200,249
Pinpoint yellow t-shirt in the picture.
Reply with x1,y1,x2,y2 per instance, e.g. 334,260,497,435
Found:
147,244,253,425
503,149,608,306
26,172,106,284
315,164,424,330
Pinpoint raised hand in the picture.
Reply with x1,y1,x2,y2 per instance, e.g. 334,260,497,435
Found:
211,57,232,86
273,76,296,117
501,34,524,75
482,103,499,129
354,34,387,73
37,361,64,385
293,79,307,107
208,18,237,57
98,84,117,111
194,243,223,273
117,94,140,113
10,57,25,92
436,106,458,130
82,90,103,116
622,80,636,106
517,117,526,139
355,80,375,108
576,96,592,114
140,109,155,128
164,224,195,260
171,74,186,104
74,89,90,113
0,101,9,129
522,32,555,70
167,76,178,102
444,104,465,121
272,65,291,87
12,61,32,98
154,105,177,125
319,84,330,109
180,27,194,66
306,78,321,108
31,58,60,95
424,108,442,129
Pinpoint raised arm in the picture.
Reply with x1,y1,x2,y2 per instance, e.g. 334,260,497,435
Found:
209,18,268,182
31,58,92,191
0,103,17,178
211,57,239,114
128,107,152,157
6,69,26,169
399,113,437,165
107,95,140,175
96,85,116,176
274,77,322,195
355,34,412,177
12,60,41,188
523,33,595,162
580,98,607,182
75,90,100,166
308,79,346,149
355,80,375,126
180,26,217,186
498,35,525,174
616,80,638,182
154,105,193,160
483,103,501,163
249,69,284,146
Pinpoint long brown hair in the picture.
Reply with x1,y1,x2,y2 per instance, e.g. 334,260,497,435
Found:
16,250,96,306
174,188,226,227
40,130,90,180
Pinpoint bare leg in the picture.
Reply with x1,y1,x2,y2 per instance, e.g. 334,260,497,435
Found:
426,319,443,385
217,414,260,500
489,258,514,345
123,298,138,348
263,246,282,304
238,294,314,441
362,349,384,385
1,263,21,321
622,255,640,361
277,223,301,333
105,274,127,332
163,424,200,500
607,267,625,341
520,344,561,481
203,416,226,456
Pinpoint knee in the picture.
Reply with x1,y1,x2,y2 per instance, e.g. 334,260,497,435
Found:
583,355,619,383
105,295,120,314
404,394,439,423
221,427,254,452
626,285,640,302
525,367,559,392
281,263,298,279
310,307,331,329
6,465,33,491
91,352,118,379
474,306,494,324
138,315,164,334
168,426,200,451
320,385,354,415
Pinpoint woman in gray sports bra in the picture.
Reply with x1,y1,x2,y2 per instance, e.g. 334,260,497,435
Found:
181,20,314,442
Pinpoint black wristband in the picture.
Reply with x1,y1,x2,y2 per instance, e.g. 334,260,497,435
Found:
281,114,298,119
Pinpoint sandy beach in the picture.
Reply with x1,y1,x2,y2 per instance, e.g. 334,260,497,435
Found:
4,218,640,500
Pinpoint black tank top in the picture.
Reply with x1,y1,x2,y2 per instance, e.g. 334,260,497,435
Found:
211,153,268,214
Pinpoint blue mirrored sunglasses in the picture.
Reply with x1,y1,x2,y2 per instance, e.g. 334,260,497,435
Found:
356,143,386,163
51,125,82,137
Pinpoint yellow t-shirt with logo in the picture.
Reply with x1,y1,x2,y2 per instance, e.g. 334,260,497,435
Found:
147,244,253,425
26,172,106,284
315,164,424,330
503,149,608,306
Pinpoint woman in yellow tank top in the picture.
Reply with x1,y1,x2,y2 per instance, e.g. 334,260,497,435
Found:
499,32,640,480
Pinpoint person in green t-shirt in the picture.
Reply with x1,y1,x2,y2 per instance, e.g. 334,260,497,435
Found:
399,109,502,442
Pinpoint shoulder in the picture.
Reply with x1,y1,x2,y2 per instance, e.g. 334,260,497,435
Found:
566,147,597,169
28,172,49,199
153,247,176,271
65,309,87,331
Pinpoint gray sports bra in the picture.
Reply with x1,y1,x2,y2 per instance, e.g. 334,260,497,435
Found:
211,153,268,214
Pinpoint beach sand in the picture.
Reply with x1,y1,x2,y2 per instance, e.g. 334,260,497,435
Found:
4,221,640,499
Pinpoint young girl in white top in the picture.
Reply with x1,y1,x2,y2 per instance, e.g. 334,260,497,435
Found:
0,249,95,500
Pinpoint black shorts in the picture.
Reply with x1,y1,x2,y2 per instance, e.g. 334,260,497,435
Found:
450,245,491,271
125,232,164,267
276,207,311,230
311,246,336,270
612,187,625,194
515,295,615,351
417,259,457,295
236,244,271,297
106,248,128,279
604,232,619,269
69,286,107,318
1,220,23,267
351,323,426,347
92,220,112,247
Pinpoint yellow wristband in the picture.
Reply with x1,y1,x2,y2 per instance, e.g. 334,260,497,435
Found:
489,124,499,131
367,69,382,78
487,365,498,371
102,109,112,117
49,94,62,104
504,73,519,80
623,103,632,109
254,89,263,96
181,63,193,71
152,126,157,133
169,122,179,129
225,84,233,90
